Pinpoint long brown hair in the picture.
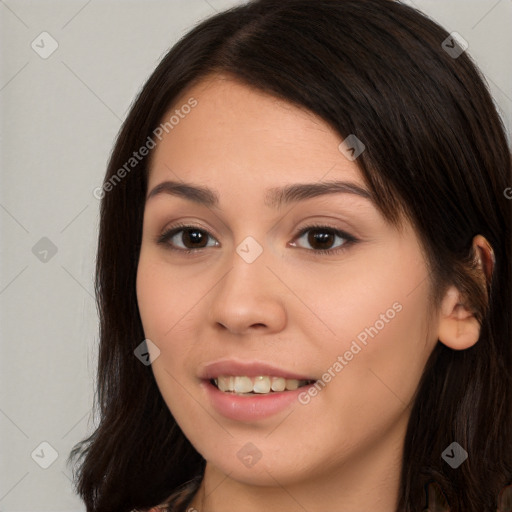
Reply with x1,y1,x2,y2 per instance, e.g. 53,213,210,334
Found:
68,1,512,510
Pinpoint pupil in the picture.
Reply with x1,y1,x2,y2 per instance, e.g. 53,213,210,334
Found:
185,229,205,247
309,229,333,249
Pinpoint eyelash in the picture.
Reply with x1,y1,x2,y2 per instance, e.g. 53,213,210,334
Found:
155,222,358,256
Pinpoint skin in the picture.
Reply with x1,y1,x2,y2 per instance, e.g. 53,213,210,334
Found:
136,74,482,512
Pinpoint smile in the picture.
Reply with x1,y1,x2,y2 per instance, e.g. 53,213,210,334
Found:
211,375,315,395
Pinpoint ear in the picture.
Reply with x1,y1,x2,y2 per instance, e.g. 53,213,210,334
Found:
472,234,495,285
437,286,481,350
437,234,494,351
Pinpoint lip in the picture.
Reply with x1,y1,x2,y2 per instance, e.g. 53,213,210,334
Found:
198,359,317,422
198,359,315,380
201,379,317,422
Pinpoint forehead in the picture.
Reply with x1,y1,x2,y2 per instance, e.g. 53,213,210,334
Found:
147,75,364,191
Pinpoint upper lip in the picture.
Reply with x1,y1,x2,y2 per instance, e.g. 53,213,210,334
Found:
198,359,316,381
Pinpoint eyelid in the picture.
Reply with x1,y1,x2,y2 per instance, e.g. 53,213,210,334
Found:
288,222,357,254
155,221,219,251
156,221,358,255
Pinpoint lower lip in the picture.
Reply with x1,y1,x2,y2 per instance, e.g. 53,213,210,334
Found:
201,379,315,422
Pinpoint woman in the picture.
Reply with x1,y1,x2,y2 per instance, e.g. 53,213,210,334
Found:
68,0,512,510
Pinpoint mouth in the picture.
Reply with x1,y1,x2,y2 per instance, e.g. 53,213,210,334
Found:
200,361,318,421
210,375,316,396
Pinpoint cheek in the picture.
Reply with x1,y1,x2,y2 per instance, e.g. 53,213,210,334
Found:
316,279,432,435
289,286,433,470
136,252,208,402
293,239,430,357
136,252,197,342
301,240,433,417
136,254,202,422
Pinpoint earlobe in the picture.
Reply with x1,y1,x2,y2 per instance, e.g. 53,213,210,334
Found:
437,286,481,350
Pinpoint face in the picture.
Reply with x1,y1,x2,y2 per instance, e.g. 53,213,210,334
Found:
136,75,437,491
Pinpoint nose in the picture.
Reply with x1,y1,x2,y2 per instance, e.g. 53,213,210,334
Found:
207,245,287,335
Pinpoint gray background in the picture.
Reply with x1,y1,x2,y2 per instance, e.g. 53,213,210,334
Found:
0,0,510,510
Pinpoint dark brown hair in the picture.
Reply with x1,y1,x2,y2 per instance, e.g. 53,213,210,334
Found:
68,1,512,510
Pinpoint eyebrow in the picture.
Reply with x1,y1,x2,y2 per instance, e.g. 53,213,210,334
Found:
146,179,372,209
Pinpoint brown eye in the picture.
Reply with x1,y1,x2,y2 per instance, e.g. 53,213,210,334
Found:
291,225,355,254
157,225,219,251
180,228,209,248
306,229,336,250
157,223,356,255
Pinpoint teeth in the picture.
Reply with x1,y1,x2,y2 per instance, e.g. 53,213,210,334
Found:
217,376,234,392
253,376,271,393
271,377,286,392
285,379,299,390
234,376,253,393
213,375,312,395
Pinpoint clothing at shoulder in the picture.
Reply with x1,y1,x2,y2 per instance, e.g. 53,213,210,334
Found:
148,505,173,512
132,506,168,512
